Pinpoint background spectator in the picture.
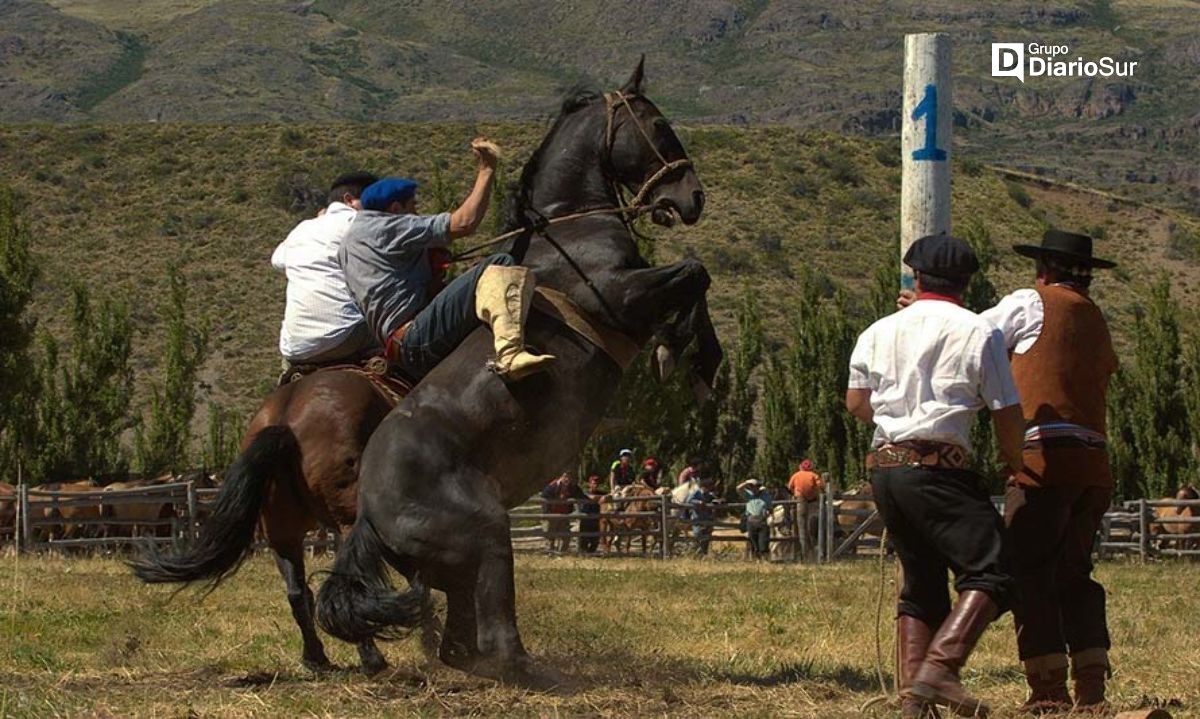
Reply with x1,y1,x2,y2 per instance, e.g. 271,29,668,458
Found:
578,475,604,554
540,473,586,553
609,449,637,494
788,459,825,562
685,477,720,557
737,479,773,559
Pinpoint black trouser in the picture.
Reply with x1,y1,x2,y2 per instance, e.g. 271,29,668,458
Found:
1004,481,1112,660
871,466,1015,626
746,522,770,558
579,517,600,553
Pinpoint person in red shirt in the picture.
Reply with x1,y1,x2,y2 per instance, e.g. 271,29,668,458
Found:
787,459,824,561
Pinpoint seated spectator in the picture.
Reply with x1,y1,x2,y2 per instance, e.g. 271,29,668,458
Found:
608,449,637,496
685,477,720,557
639,457,662,490
540,473,586,553
578,475,604,554
737,478,773,560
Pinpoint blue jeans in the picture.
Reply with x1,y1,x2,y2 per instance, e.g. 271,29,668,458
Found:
397,253,513,380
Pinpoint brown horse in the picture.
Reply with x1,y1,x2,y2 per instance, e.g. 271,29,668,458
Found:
1152,485,1199,553
0,482,15,542
129,369,398,672
31,480,104,541
315,60,719,688
600,485,661,555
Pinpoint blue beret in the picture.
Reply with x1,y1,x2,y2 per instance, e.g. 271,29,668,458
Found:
360,177,418,211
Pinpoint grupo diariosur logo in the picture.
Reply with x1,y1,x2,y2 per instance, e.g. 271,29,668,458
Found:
991,42,1138,83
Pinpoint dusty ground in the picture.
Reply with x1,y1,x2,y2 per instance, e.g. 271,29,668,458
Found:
1,552,1195,718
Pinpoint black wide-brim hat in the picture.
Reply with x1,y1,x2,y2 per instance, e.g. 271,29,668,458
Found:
1014,229,1116,269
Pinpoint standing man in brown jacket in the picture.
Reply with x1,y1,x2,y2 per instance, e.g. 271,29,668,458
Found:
981,230,1119,711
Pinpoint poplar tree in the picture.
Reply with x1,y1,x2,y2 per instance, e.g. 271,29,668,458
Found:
135,266,209,474
0,188,37,483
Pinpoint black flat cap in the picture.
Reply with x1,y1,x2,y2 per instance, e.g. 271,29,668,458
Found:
904,234,979,279
329,171,379,192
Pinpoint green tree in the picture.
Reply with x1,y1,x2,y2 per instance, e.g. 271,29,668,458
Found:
1107,278,1191,498
202,401,246,471
0,188,38,483
135,266,209,474
717,288,763,483
13,286,134,483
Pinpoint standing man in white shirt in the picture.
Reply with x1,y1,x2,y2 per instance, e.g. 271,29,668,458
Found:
979,230,1119,712
272,172,381,372
846,234,1025,719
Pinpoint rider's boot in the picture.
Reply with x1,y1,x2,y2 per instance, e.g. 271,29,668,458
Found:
1070,648,1110,711
475,265,557,380
898,615,942,718
1020,654,1072,713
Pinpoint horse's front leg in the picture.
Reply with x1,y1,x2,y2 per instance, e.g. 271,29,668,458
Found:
607,259,722,388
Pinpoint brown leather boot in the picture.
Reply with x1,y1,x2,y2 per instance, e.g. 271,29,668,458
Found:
1071,648,1110,709
1021,654,1071,713
911,590,997,717
898,615,941,718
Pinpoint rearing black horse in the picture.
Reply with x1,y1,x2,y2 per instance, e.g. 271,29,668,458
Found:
315,59,720,686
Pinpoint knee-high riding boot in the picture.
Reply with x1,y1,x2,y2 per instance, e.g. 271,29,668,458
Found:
475,265,557,380
911,590,997,717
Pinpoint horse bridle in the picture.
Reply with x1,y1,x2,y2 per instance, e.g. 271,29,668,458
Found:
453,90,693,262
602,90,694,214
453,91,694,333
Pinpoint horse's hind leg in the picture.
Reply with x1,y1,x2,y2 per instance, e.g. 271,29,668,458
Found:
272,541,333,672
436,580,479,671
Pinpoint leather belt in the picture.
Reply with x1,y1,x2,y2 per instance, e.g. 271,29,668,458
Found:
867,441,969,470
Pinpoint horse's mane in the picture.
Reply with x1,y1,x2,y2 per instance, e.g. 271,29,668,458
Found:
501,84,604,233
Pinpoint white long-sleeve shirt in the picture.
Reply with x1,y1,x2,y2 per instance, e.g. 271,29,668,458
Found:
979,288,1044,355
271,202,366,361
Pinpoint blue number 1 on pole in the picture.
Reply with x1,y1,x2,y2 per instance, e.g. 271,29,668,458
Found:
911,84,946,162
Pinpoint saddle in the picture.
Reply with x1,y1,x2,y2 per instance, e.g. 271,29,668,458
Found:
278,355,413,408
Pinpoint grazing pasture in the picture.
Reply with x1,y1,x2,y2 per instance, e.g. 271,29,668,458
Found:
1,554,1195,718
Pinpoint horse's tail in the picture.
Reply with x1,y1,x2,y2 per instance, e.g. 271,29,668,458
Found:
128,425,297,587
316,516,427,642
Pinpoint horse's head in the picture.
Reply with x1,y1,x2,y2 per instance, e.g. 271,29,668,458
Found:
604,57,705,227
1177,485,1199,501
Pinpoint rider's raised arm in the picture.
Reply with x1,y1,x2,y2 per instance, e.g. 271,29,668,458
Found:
448,138,499,240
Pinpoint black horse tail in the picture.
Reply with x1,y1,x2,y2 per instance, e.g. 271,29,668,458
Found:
316,516,427,642
128,425,297,587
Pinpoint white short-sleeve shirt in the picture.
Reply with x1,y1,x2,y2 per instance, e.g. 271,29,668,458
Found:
271,202,365,361
848,298,1021,451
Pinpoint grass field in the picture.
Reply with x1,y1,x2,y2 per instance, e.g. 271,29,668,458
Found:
1,553,1196,718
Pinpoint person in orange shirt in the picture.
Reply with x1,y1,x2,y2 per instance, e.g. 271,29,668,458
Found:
787,459,824,561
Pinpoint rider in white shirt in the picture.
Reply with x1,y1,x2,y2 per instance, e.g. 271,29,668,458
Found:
272,172,381,367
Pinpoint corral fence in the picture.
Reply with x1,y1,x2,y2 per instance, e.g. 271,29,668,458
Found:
7,482,339,555
507,485,1200,563
5,482,1197,562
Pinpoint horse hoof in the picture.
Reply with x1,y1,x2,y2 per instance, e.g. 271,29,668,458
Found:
360,658,389,677
302,656,335,674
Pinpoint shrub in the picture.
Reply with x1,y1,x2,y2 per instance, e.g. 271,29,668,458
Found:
1005,180,1032,208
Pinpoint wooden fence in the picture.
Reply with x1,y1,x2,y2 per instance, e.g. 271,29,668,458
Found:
4,482,1197,562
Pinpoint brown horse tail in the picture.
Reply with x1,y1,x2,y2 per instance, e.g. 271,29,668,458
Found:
127,425,298,588
315,517,428,642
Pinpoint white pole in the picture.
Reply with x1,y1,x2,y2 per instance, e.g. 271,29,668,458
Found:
900,33,953,290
